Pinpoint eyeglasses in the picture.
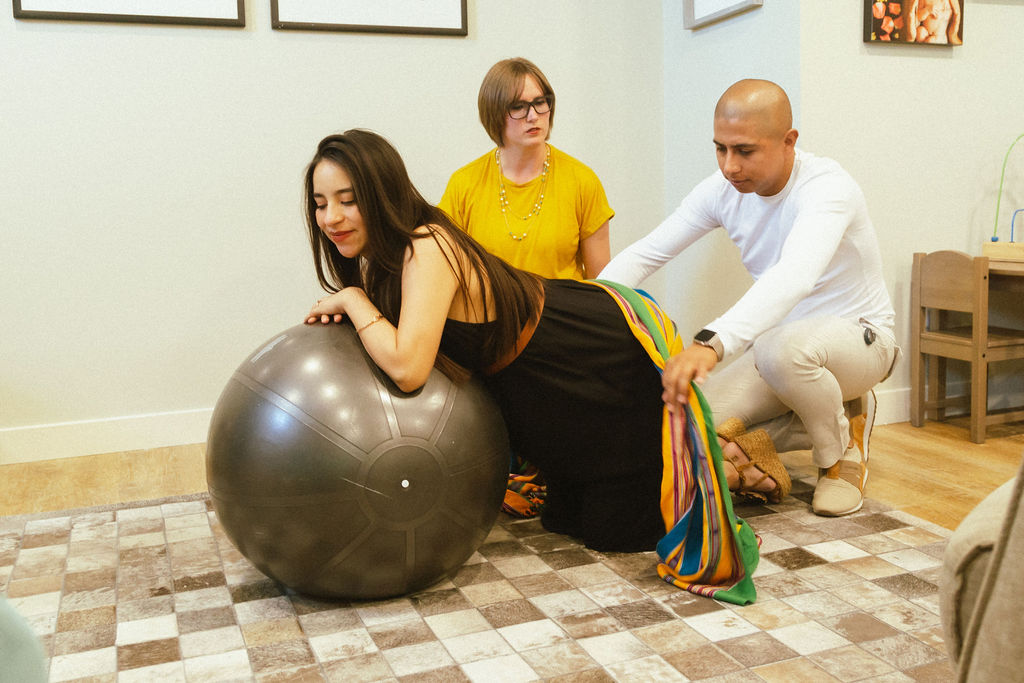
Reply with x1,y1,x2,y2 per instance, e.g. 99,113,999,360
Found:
507,96,552,120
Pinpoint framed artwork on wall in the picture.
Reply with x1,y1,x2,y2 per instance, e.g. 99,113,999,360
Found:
270,0,467,36
683,0,763,30
12,0,244,26
864,1,963,45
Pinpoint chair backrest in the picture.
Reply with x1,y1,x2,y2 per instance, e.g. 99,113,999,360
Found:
913,250,987,315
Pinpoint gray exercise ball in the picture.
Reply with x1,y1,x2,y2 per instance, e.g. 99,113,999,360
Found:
206,322,509,600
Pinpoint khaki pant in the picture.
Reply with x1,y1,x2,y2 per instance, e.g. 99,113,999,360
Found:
703,316,900,468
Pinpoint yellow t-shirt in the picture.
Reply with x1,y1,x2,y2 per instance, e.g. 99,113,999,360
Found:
439,145,614,279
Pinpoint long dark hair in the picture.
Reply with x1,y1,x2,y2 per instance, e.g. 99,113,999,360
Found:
303,129,543,377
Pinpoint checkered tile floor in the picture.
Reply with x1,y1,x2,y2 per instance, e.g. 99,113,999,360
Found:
1,476,957,682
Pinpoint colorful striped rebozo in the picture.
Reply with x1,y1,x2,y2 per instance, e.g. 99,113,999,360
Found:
590,280,760,606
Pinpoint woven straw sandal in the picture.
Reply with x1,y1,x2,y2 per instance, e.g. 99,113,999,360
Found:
715,418,792,504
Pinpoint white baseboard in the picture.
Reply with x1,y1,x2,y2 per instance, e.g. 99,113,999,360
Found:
875,377,1024,426
875,386,909,426
0,379,1012,465
0,409,213,466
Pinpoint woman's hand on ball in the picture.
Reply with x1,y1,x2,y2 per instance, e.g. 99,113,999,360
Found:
306,291,348,325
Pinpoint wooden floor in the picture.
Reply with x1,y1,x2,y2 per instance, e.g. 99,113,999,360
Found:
1,420,1022,530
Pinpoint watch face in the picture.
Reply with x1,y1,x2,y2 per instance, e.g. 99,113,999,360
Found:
694,329,716,342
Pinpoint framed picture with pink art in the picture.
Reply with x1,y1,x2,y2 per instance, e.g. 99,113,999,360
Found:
864,0,963,45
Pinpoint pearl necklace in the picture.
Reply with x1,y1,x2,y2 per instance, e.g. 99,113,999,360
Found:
496,145,550,241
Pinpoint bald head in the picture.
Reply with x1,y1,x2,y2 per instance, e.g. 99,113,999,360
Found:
711,79,798,197
715,79,792,139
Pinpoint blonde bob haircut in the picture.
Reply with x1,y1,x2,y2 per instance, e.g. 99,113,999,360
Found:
477,58,555,147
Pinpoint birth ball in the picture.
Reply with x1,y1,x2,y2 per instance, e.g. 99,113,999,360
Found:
206,322,509,600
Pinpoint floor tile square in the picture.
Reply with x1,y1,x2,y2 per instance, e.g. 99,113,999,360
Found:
818,611,902,643
663,642,744,680
240,616,303,647
768,620,852,655
539,548,599,571
309,627,378,662
116,637,181,671
631,619,708,653
247,638,316,675
717,630,799,668
581,580,647,607
116,659,185,682
872,573,938,600
809,643,896,680
576,630,654,666
530,588,599,619
489,554,551,579
877,549,942,572
48,645,118,682
459,579,522,606
478,597,546,628
605,598,675,629
442,628,514,663
781,590,856,619
860,633,948,670
870,598,942,632
804,540,870,563
423,607,490,640
320,651,394,682
751,655,841,682
381,639,455,676
182,649,253,682
179,624,245,658
115,613,178,646
518,640,598,678
554,608,622,640
367,615,434,649
607,653,688,681
498,618,569,650
460,652,538,683
509,570,572,597
558,563,621,587
52,624,116,656
296,607,363,637
684,609,761,642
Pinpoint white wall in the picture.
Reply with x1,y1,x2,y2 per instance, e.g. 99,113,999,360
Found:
0,2,664,464
799,0,1024,422
5,0,1023,464
653,0,1024,426
652,0,801,353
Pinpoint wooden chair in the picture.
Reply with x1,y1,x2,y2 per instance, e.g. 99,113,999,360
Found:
910,250,1024,442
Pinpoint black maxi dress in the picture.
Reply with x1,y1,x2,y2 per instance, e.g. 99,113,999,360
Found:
439,279,667,552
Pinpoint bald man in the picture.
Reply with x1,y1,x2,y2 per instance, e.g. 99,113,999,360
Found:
600,79,898,517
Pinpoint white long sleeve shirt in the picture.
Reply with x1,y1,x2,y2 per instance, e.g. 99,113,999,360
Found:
600,149,895,360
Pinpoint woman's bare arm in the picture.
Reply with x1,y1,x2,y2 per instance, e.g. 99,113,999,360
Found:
307,229,461,392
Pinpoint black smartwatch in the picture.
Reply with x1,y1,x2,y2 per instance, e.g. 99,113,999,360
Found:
693,328,724,361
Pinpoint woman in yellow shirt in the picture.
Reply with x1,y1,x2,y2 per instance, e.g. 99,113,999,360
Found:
439,58,613,280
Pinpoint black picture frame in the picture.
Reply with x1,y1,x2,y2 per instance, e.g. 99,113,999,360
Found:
683,0,763,30
12,0,245,27
270,0,467,36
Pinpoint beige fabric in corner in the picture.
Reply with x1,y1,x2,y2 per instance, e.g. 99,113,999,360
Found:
940,476,1017,663
951,458,1024,682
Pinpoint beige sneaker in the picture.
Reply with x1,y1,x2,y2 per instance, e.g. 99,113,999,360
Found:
812,391,875,517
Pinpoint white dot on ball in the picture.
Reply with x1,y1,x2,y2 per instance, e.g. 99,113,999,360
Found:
401,479,410,489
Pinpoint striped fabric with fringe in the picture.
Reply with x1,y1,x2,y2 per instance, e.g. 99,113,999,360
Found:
590,280,759,605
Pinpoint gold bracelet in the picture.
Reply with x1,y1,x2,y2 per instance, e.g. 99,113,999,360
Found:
356,313,385,333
